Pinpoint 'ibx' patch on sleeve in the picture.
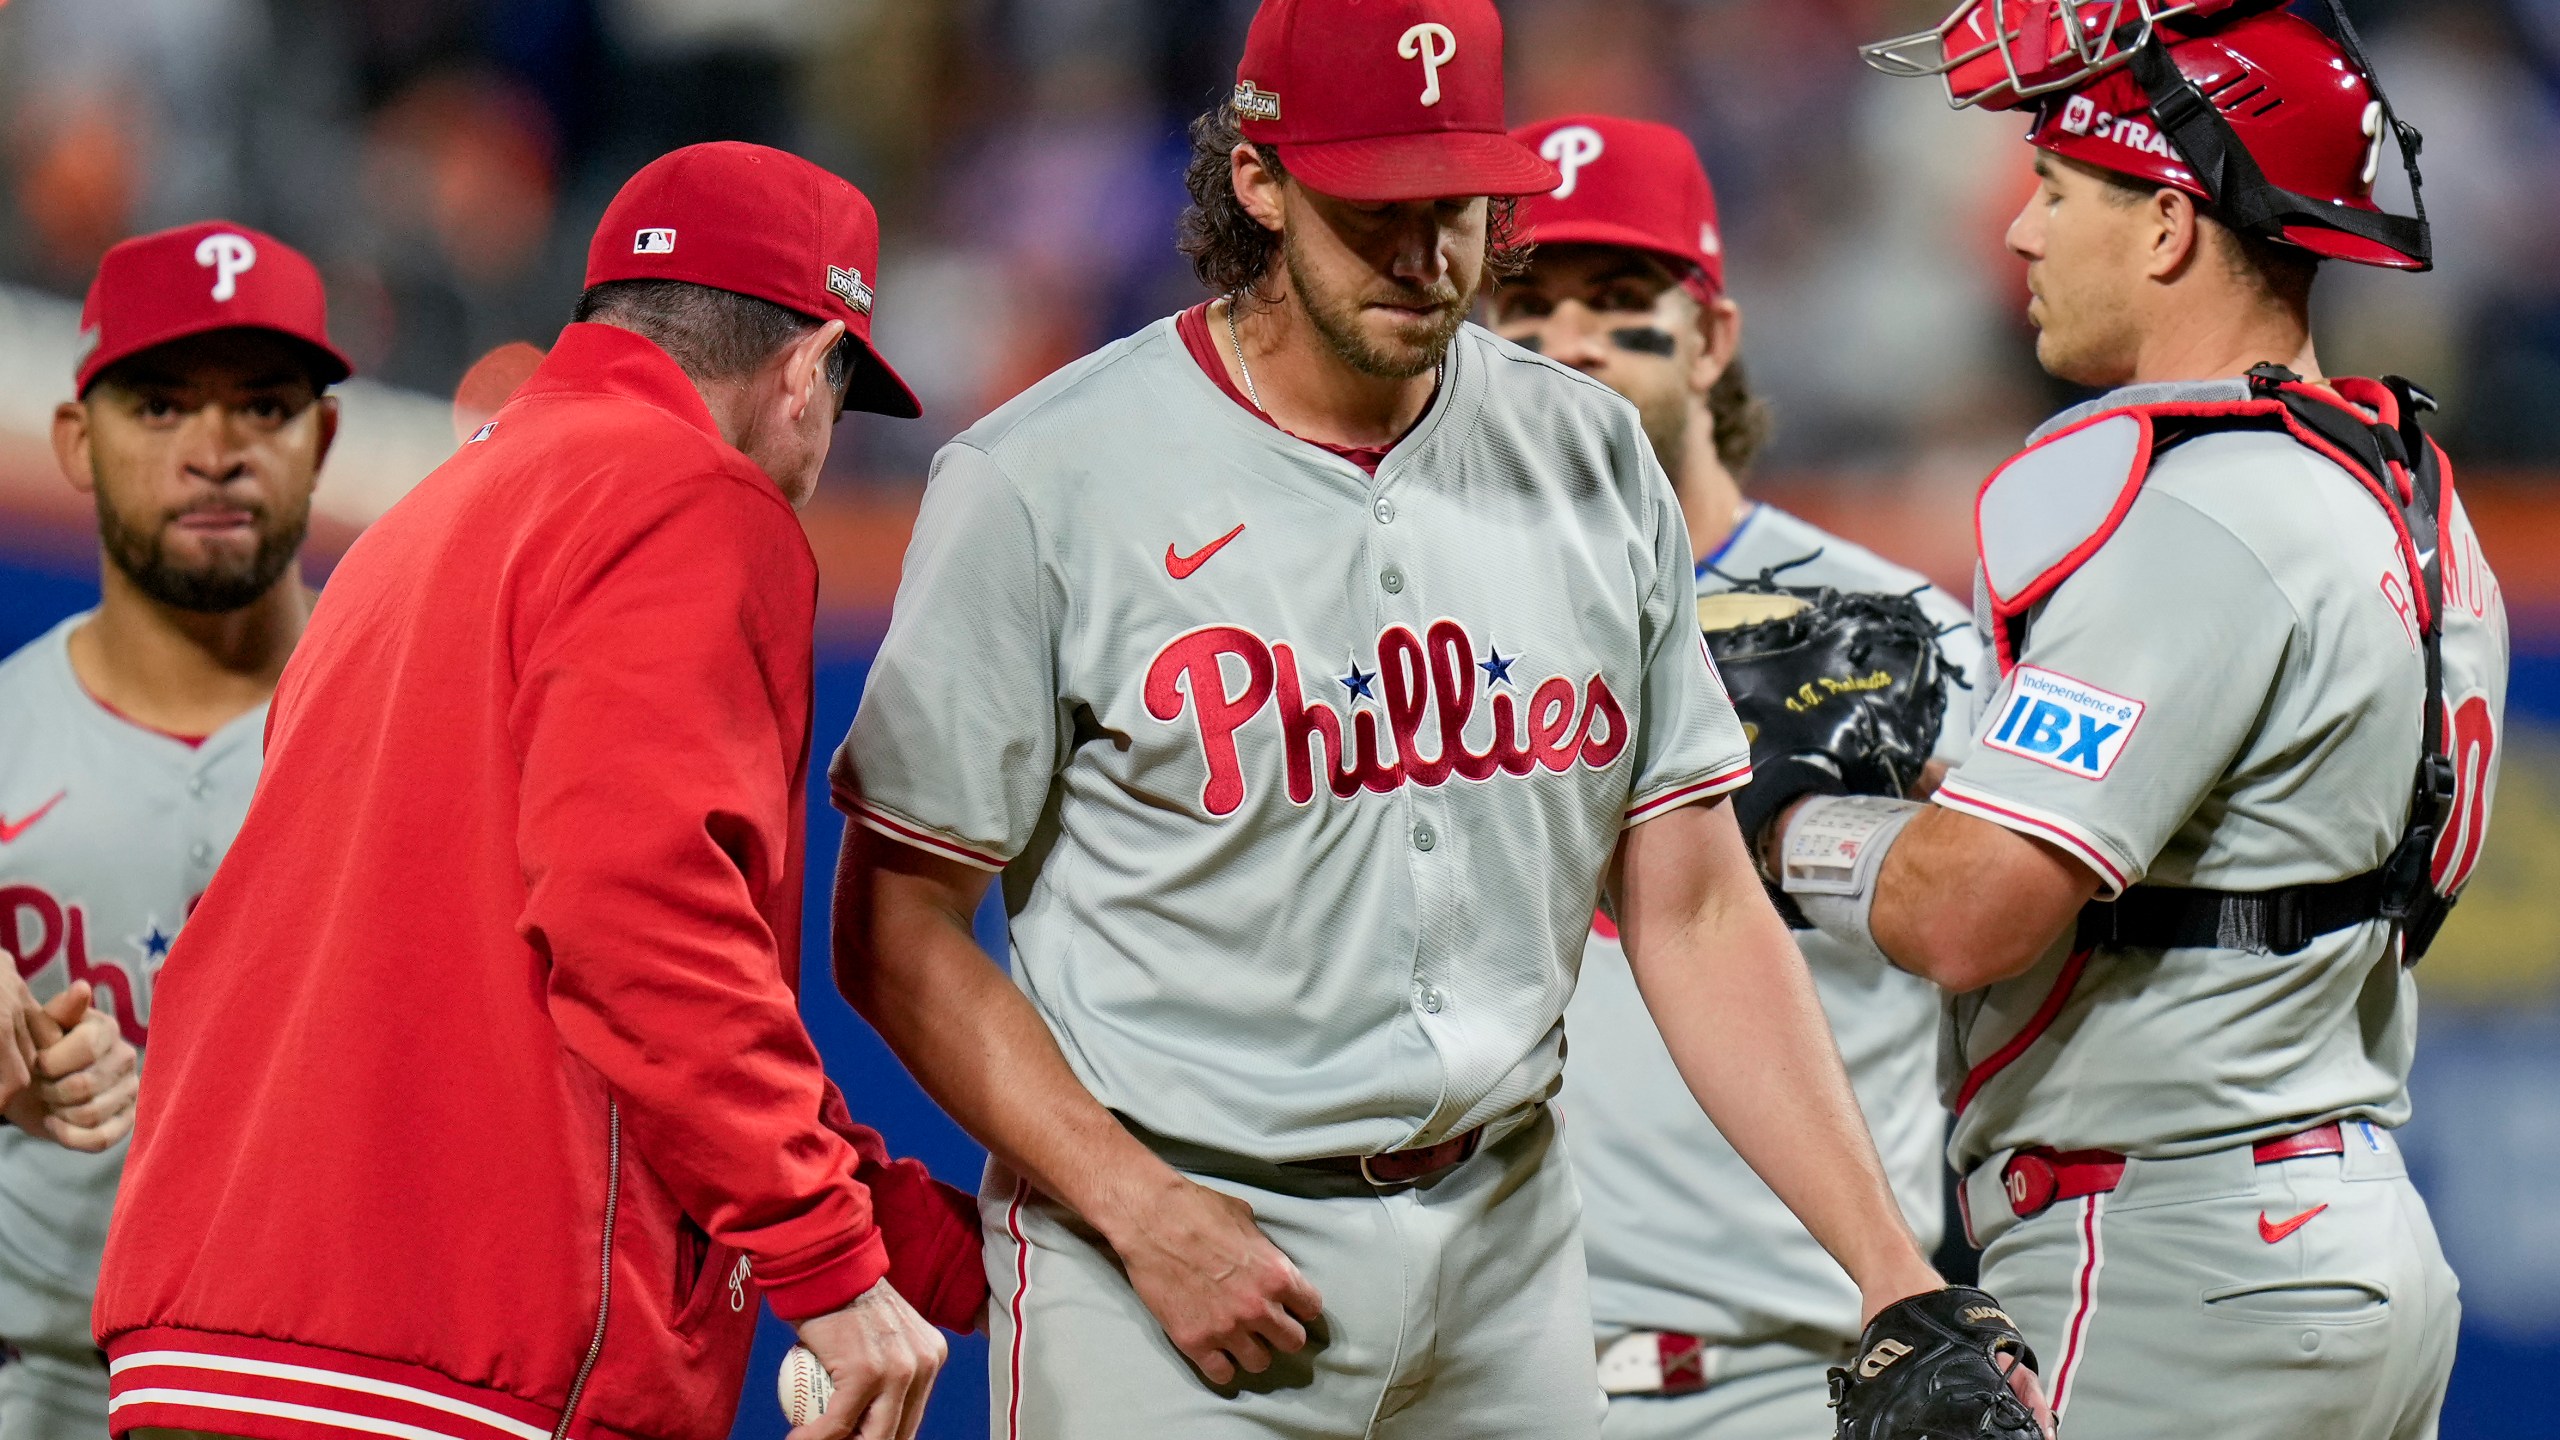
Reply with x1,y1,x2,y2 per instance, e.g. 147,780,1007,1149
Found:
1981,666,2143,780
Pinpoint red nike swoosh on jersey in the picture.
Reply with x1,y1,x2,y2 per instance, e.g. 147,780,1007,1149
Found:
0,790,66,843
1166,524,1247,580
2258,1204,2329,1244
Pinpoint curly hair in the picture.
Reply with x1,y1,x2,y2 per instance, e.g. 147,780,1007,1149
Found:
1176,101,1531,299
1708,357,1775,476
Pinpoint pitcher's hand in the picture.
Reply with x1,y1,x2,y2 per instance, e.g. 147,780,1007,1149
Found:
787,1278,947,1440
1109,1175,1322,1385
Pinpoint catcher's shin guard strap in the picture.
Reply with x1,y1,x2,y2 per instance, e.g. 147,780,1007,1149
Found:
1778,795,1922,966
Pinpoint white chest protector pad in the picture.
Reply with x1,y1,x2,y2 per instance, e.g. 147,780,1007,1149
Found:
1972,368,2471,959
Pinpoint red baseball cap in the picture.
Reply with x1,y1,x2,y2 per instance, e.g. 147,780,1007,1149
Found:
1511,116,1727,297
77,221,351,395
1234,0,1560,203
586,142,921,418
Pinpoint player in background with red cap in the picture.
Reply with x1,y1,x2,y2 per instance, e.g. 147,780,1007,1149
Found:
0,219,323,1439
94,145,980,1440
1489,115,1983,1439
836,3,2042,1436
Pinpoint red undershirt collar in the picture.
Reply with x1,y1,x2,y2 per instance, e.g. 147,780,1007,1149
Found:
1176,303,1397,476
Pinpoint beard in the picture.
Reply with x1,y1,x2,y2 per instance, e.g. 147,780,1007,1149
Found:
1284,230,1474,380
1630,381,1692,476
97,488,310,614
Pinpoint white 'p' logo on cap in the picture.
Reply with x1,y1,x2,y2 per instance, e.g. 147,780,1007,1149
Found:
1398,22,1457,107
195,233,257,302
1540,125,1605,199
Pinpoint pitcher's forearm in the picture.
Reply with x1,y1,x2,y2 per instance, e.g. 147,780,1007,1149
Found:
1617,803,1938,1311
836,857,1186,1246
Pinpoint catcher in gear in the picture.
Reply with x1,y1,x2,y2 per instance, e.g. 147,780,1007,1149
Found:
1496,115,2046,1440
1753,5,2503,1436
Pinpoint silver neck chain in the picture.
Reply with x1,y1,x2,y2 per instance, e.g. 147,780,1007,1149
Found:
1224,293,1264,412
1224,291,1446,420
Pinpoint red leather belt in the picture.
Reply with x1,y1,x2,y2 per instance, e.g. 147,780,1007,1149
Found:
2003,1122,2346,1219
1295,1125,1484,1186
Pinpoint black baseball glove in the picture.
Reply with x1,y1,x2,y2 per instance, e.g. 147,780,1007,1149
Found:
1698,573,1959,855
1829,1286,2045,1440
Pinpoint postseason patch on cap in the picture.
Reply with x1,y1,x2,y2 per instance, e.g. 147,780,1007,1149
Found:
633,228,676,255
1983,666,2144,780
826,264,873,315
1231,80,1282,121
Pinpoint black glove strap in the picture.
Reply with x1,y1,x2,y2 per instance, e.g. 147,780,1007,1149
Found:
2124,3,2430,269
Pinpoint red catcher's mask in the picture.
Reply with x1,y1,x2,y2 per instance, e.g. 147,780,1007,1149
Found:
1865,0,2430,271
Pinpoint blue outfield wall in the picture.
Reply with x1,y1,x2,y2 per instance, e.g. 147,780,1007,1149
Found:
0,550,2551,1440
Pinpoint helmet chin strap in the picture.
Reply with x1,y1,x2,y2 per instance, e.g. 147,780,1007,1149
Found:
2122,0,2431,269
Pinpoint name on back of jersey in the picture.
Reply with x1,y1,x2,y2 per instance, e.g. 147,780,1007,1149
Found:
1983,666,2144,781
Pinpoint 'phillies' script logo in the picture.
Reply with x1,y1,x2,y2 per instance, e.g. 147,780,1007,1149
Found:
1145,620,1627,816
2,886,150,1046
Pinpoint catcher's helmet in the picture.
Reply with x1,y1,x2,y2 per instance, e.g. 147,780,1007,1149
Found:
1865,0,2430,271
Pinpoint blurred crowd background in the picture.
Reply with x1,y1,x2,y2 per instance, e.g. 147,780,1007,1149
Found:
2,3,2558,1438
8,0,2560,480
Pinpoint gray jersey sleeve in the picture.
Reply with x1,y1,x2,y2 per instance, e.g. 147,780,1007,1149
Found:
834,442,1063,869
1624,478,1755,824
1935,489,2291,894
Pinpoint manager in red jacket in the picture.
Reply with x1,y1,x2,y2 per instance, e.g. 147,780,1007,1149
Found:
94,143,983,1440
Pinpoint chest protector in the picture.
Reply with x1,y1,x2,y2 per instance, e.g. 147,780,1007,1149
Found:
1976,365,2461,960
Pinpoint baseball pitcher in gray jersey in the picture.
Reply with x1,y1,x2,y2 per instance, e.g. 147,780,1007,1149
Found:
831,2,2050,1437
0,220,347,1437
1733,7,2508,1438
1489,114,1980,1440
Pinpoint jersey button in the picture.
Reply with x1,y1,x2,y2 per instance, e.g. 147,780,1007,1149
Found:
1420,986,1445,1014
1412,821,1436,852
1373,497,1396,525
1380,566,1405,595
188,841,213,864
186,775,208,799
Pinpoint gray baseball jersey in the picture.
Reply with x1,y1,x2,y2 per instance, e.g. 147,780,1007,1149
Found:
839,318,1753,1163
1934,380,2509,1172
1565,503,1975,1349
0,615,265,1365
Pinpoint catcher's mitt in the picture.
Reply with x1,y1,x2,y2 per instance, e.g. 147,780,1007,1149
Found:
1698,574,1958,853
1829,1286,2044,1440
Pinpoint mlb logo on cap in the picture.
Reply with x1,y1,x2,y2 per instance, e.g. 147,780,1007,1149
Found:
587,141,922,418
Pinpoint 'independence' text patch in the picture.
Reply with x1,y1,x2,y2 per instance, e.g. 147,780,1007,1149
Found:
1983,666,2143,780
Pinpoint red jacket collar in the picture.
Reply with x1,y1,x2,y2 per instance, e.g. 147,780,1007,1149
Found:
516,322,723,440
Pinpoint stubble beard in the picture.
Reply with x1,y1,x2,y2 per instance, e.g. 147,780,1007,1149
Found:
97,484,309,614
1630,381,1694,478
1283,229,1472,381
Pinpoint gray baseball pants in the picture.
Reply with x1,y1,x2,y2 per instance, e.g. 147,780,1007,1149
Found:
1967,1121,2458,1440
981,1106,1604,1439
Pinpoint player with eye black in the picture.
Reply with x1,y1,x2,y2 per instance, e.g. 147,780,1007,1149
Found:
1491,116,1983,1440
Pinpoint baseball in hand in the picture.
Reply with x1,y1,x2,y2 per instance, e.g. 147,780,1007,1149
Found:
778,1344,833,1427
